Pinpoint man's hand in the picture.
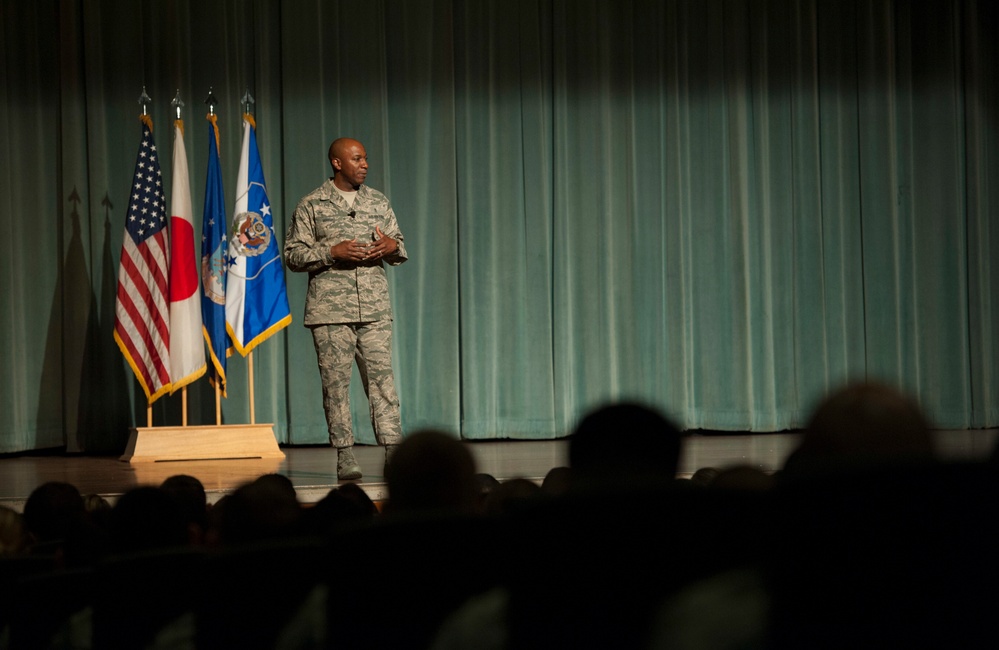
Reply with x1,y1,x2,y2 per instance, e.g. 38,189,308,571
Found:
367,226,399,259
330,239,370,262
330,228,398,262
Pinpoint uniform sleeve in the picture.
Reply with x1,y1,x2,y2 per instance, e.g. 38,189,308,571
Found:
382,204,408,266
284,199,335,273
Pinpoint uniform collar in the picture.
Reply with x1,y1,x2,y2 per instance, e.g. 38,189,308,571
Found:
321,178,369,206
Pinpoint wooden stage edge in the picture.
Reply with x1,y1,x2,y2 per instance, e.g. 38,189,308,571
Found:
1,429,996,513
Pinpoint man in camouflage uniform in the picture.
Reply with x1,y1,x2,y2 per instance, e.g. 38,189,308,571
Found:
284,137,407,480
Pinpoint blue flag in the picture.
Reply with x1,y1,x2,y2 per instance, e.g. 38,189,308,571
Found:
200,114,229,394
225,114,292,354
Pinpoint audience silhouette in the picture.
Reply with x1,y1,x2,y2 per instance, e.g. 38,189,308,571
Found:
2,382,997,649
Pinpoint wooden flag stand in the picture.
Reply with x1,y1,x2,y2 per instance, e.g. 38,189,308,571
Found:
121,352,285,463
120,423,284,463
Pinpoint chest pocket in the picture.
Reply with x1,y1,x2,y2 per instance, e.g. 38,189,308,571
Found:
315,210,350,243
351,211,382,244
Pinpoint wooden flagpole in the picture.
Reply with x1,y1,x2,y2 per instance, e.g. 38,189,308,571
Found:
215,369,222,425
248,351,256,425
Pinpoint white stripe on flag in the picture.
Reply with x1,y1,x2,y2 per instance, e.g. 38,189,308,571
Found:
169,121,207,390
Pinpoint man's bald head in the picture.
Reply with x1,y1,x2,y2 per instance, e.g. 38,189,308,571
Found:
328,138,369,191
328,138,362,166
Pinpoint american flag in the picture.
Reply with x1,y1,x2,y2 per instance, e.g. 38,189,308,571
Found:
114,115,172,403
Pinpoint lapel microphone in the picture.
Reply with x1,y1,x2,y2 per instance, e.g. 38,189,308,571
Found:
348,210,356,218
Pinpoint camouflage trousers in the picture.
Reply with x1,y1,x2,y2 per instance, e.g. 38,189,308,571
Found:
310,320,402,449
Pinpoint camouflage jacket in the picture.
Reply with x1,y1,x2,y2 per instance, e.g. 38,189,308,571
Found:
284,179,407,325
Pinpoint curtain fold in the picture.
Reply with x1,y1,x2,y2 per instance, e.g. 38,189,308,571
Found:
0,0,995,453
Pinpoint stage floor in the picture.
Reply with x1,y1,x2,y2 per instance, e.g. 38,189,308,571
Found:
1,429,995,512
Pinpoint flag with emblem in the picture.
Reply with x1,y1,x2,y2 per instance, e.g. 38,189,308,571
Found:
114,115,171,403
168,118,206,390
225,114,292,355
201,114,229,394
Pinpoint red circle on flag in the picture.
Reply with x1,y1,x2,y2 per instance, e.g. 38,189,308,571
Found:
169,217,199,301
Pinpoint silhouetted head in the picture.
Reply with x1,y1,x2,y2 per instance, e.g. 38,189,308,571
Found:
784,381,935,479
690,466,722,487
483,478,541,516
161,474,209,542
709,465,776,492
302,483,378,537
569,402,683,488
540,466,572,497
109,486,188,553
475,473,501,512
82,493,112,532
384,430,478,515
218,474,302,545
23,481,86,544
